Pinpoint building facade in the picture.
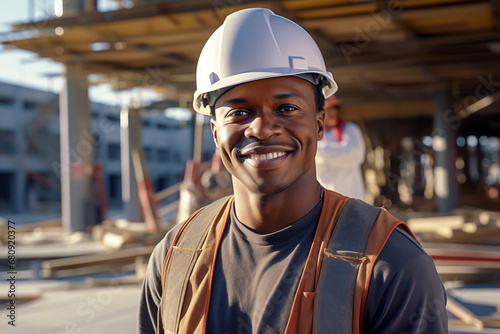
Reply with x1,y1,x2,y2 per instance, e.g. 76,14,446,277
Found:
0,81,216,214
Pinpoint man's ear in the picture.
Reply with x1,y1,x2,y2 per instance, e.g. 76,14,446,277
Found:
317,110,325,141
210,119,219,148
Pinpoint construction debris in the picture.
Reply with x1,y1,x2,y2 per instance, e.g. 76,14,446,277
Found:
40,245,155,278
408,208,500,245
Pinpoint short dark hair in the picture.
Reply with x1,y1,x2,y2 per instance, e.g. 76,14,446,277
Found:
210,105,216,119
313,83,325,113
210,83,325,119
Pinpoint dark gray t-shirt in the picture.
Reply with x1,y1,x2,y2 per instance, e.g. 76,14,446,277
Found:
138,201,448,334
206,200,322,334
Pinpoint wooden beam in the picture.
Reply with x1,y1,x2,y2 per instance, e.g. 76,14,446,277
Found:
341,100,434,121
40,246,155,277
9,0,270,30
280,0,352,11
458,90,500,119
154,182,181,202
447,298,484,329
293,3,378,19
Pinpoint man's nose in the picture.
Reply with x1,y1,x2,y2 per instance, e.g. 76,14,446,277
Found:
244,111,283,140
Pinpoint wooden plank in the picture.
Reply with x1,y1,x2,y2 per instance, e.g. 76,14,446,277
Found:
447,298,484,329
154,182,181,202
124,28,213,46
40,246,155,277
0,292,41,304
399,2,491,20
280,0,351,11
158,199,180,218
294,3,377,19
340,100,434,121
398,0,476,8
156,41,204,56
399,3,493,34
408,215,465,230
301,13,399,33
1,219,61,234
83,48,160,62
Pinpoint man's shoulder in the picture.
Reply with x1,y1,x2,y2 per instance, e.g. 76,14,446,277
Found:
376,226,435,278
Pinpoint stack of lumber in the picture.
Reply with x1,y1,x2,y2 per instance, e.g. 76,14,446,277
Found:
0,219,66,245
91,218,173,250
0,217,175,279
407,208,500,245
38,218,175,278
39,245,155,278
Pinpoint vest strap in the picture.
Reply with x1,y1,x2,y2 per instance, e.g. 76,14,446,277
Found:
161,196,231,334
312,199,381,334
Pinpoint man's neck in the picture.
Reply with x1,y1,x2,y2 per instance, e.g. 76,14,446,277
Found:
232,178,323,234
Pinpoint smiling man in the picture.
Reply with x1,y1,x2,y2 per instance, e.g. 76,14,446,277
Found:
211,77,324,234
138,8,448,334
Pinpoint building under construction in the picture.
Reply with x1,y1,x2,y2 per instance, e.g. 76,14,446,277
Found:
1,0,500,332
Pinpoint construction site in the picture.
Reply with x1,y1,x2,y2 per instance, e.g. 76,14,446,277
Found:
1,0,500,333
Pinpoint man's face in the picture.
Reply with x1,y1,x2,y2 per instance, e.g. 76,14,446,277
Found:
324,99,340,129
211,76,325,195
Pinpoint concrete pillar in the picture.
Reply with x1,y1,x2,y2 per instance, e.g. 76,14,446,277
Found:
59,64,94,232
433,89,459,213
120,108,143,222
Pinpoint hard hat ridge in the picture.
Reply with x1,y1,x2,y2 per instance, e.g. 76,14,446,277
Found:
193,8,338,115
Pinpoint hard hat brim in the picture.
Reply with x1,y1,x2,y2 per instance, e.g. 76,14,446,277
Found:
193,70,338,115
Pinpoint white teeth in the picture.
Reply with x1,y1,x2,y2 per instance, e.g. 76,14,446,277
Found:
249,152,286,160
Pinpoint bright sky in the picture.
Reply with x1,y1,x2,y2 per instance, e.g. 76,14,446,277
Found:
0,0,183,113
0,0,64,92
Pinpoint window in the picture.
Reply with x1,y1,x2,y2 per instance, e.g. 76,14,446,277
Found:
0,172,12,210
0,96,13,106
173,151,181,162
108,174,122,200
23,100,37,110
155,175,169,191
203,151,213,162
0,130,15,154
106,115,120,123
157,148,169,162
107,143,121,160
144,147,153,161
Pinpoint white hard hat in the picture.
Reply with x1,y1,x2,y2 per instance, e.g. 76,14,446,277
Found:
193,8,338,115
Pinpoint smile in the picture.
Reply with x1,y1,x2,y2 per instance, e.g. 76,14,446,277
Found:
249,152,286,160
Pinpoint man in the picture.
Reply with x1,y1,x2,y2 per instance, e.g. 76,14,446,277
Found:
316,95,366,200
138,8,447,334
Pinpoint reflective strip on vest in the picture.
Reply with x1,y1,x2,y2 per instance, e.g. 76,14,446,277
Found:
312,199,381,334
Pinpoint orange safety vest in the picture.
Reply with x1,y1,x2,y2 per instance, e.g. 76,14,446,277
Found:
160,189,415,334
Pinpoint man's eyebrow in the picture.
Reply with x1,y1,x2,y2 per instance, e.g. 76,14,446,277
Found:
274,93,303,100
221,98,247,106
220,94,302,106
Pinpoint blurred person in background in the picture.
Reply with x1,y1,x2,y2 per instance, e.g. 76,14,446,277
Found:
316,95,366,200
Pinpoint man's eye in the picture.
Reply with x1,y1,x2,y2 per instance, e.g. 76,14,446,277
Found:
277,105,298,113
227,109,249,117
